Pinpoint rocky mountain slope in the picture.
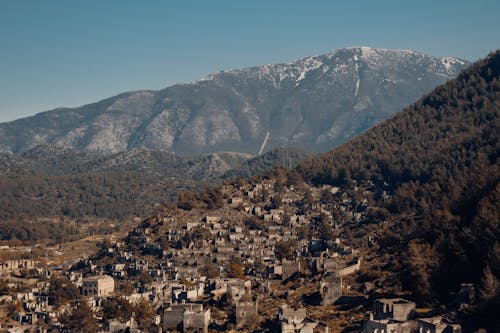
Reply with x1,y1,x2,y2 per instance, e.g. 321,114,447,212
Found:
0,47,467,155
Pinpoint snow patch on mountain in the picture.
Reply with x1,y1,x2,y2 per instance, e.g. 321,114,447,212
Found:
441,56,468,72
353,53,360,96
295,57,324,86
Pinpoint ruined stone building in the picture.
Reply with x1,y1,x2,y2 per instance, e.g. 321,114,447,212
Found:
0,259,37,276
364,298,417,333
320,274,342,305
163,303,210,333
183,307,210,333
279,304,329,333
364,317,412,333
81,275,115,297
282,259,301,280
418,317,461,333
235,300,258,328
373,298,416,322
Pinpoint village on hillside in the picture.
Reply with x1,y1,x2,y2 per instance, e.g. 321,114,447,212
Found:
0,173,468,332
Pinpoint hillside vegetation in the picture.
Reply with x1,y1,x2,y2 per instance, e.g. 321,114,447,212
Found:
298,50,499,328
0,147,312,243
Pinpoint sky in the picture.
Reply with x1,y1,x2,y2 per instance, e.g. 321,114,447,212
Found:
0,0,499,123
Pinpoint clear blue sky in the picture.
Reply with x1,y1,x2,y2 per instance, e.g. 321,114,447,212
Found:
1,0,499,123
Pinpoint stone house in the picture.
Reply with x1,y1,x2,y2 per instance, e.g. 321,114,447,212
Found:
267,263,283,279
418,317,461,333
363,317,412,333
81,275,114,297
186,221,201,231
278,304,307,324
373,298,416,322
184,307,210,333
215,246,233,255
268,225,282,238
320,274,342,305
230,226,243,234
229,233,244,241
279,304,328,333
205,216,220,223
282,259,301,280
229,197,243,206
235,300,258,328
270,209,284,216
171,283,205,303
227,280,250,303
164,303,209,333
329,258,361,278
106,317,137,332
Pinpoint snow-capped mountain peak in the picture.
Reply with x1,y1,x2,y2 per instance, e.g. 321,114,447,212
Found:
0,47,469,155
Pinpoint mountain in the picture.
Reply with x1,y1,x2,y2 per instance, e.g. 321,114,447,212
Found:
297,50,499,329
0,47,468,155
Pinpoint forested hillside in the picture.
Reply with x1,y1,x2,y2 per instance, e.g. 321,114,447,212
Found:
298,50,500,330
0,147,315,243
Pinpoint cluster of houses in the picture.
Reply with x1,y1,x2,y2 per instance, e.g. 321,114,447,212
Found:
0,179,464,332
364,298,461,333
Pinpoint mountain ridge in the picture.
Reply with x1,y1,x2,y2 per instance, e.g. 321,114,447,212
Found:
0,47,468,155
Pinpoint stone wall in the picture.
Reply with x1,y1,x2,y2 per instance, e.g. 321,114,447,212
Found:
235,301,258,328
320,276,342,305
330,258,360,278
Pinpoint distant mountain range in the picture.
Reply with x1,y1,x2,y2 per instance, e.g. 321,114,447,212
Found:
0,144,313,180
0,47,468,155
0,145,313,224
0,144,250,179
